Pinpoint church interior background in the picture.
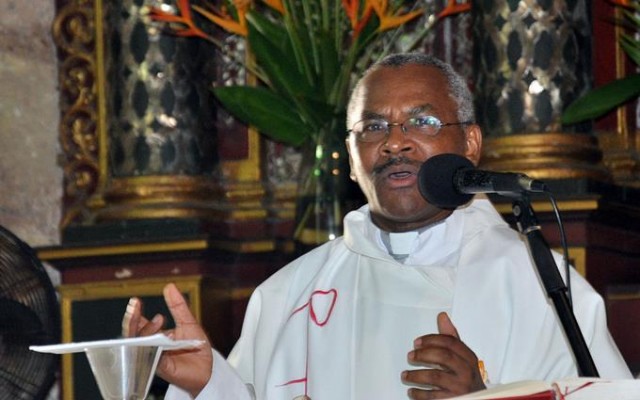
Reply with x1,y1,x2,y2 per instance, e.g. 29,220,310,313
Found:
1,0,640,398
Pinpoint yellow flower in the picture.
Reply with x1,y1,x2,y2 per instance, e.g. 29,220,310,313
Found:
368,0,423,32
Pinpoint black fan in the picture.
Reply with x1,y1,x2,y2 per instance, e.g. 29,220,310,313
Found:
0,226,60,400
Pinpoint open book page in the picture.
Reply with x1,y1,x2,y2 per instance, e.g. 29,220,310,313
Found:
449,381,554,399
551,377,640,399
450,378,640,399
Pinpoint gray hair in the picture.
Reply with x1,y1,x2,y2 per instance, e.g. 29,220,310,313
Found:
347,53,475,128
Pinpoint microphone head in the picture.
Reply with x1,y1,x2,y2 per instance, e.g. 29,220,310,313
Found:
418,153,475,209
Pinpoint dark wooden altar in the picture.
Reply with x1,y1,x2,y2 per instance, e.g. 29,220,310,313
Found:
37,233,293,400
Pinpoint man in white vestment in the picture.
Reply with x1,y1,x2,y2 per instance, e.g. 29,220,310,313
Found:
122,53,632,399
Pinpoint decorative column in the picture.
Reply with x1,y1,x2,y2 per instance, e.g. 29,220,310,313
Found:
99,0,219,218
53,0,269,245
473,0,610,181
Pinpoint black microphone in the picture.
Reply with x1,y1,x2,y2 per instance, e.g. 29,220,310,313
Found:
418,153,547,208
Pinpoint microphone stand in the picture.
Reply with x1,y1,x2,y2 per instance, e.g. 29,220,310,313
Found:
510,194,599,377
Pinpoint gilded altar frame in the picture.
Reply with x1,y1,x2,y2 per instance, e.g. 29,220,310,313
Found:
52,0,266,229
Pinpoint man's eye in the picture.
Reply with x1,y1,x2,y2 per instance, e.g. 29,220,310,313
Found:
413,116,440,127
363,121,386,132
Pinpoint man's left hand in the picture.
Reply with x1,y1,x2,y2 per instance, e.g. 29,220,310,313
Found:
401,312,486,399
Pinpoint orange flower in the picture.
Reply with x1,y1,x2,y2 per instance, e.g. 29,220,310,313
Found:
342,0,360,28
148,0,209,39
437,0,471,18
368,0,423,32
261,0,285,14
341,0,373,39
193,0,250,37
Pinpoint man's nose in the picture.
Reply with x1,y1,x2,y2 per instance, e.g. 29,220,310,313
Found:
382,124,414,154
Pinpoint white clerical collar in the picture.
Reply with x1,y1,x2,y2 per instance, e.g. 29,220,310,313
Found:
374,212,463,267
378,217,447,260
380,230,418,261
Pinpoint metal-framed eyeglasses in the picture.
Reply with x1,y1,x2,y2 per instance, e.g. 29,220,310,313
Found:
347,115,473,143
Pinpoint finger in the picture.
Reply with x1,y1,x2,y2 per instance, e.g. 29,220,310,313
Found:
437,312,459,338
412,337,479,369
407,386,450,400
138,313,165,336
414,334,463,354
410,344,465,371
403,365,475,398
122,297,141,337
137,315,151,331
163,283,198,326
408,346,485,395
403,369,451,400
403,368,446,388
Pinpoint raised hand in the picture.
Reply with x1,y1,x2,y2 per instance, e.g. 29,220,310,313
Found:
121,283,213,397
401,312,486,399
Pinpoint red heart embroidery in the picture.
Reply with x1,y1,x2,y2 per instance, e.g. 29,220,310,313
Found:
308,289,337,327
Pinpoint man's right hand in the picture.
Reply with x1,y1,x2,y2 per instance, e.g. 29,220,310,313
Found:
121,283,213,398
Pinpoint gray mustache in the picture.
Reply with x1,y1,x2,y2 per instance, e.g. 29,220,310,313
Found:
373,156,422,175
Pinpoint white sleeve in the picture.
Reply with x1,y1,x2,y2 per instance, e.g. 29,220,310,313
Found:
164,349,254,400
570,271,633,379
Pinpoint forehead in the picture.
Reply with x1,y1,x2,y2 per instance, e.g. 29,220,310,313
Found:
350,64,456,120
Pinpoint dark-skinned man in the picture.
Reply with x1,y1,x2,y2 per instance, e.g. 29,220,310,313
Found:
123,53,632,400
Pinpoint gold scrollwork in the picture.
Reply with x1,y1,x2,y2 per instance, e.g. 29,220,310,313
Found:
54,0,103,228
52,4,95,55
60,109,98,157
60,56,95,107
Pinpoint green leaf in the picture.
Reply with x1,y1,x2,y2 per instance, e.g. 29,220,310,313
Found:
620,34,640,66
285,19,315,83
246,18,314,106
561,74,640,124
245,11,288,52
213,86,311,146
315,31,341,99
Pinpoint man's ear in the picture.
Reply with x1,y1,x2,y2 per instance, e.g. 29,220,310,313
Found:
345,137,357,181
464,124,483,166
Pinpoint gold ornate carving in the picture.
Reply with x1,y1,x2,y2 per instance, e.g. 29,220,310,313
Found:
53,0,105,227
99,175,265,220
481,133,611,181
53,1,268,232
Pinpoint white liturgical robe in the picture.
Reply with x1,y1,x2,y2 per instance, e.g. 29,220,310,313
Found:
167,197,631,399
